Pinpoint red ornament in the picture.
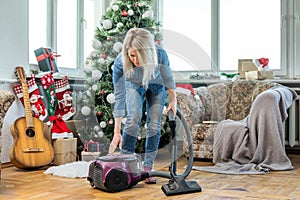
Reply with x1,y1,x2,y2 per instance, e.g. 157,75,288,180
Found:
100,53,107,59
100,91,105,95
107,37,111,41
135,2,139,6
97,111,102,115
122,10,128,17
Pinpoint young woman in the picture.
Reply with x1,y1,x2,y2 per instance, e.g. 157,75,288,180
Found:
109,28,177,183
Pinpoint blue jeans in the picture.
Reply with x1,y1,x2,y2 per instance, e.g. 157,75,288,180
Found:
121,88,166,168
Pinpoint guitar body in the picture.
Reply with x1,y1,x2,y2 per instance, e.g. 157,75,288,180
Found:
10,114,54,169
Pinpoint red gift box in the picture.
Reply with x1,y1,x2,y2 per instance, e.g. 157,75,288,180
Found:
34,47,60,73
84,140,102,152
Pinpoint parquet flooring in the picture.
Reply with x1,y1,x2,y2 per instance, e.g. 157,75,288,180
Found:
1,152,300,200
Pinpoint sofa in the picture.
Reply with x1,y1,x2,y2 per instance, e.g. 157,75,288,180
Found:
0,89,15,143
0,89,15,178
176,80,278,160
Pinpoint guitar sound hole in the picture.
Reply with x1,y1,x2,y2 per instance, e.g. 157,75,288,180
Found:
26,128,36,138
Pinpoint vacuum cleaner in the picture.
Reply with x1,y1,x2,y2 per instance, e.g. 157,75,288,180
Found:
87,109,202,196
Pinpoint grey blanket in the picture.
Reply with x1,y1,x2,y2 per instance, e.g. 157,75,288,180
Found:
192,86,297,174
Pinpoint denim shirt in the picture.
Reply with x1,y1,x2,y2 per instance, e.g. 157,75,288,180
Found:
112,45,176,118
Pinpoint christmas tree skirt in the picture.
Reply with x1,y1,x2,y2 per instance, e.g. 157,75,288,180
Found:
44,161,92,178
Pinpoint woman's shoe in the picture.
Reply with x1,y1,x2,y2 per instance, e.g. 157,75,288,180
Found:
143,166,157,184
144,177,157,184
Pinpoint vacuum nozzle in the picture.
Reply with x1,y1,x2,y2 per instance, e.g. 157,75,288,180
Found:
161,178,202,196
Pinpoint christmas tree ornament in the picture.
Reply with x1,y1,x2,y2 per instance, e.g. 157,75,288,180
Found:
117,22,124,29
92,69,103,80
106,93,115,104
90,51,98,57
40,73,58,116
54,76,75,120
86,90,92,97
94,125,101,132
106,6,112,12
100,53,107,59
100,121,107,128
13,76,48,121
112,5,119,11
92,40,102,49
122,10,128,17
135,2,139,7
92,84,98,91
142,10,154,18
98,58,105,64
113,42,123,52
49,116,73,139
98,131,104,138
103,19,112,29
128,9,134,16
81,106,91,116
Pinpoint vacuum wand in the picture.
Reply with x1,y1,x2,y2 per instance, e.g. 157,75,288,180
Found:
161,109,202,196
168,110,177,176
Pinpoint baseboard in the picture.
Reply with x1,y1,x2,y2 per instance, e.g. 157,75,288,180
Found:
1,162,13,169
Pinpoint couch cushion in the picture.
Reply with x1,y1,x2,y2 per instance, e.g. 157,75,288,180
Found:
227,80,277,120
183,123,217,159
176,92,203,127
207,83,231,121
227,80,257,120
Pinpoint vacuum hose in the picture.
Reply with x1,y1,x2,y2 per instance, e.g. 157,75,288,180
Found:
148,108,194,179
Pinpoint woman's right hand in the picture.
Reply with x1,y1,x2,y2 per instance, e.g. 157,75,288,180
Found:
108,130,122,154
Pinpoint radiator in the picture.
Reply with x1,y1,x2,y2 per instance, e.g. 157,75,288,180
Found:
285,89,300,148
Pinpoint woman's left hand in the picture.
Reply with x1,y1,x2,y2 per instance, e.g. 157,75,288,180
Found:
166,89,177,115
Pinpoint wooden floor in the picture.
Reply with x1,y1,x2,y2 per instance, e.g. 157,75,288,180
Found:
1,152,300,200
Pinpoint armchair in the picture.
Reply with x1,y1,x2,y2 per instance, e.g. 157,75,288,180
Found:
176,80,278,160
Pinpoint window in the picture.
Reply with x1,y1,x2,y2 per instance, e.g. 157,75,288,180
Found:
162,0,211,72
56,0,77,68
29,0,47,65
161,0,300,79
219,0,281,71
29,0,104,75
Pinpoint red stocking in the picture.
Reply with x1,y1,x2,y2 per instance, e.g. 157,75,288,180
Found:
40,73,58,116
54,76,75,120
13,76,48,121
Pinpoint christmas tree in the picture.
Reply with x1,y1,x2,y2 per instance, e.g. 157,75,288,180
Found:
75,0,171,153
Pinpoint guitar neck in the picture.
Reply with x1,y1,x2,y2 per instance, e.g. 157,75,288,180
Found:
21,81,34,127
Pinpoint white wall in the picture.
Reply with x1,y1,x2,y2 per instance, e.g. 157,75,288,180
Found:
0,0,28,80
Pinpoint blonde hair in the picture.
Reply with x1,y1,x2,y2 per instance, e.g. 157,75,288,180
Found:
122,28,158,88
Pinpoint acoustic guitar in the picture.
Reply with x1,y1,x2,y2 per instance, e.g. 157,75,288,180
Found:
10,66,54,169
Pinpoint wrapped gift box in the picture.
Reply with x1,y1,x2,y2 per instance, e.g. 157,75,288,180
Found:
238,59,257,79
81,151,100,162
245,70,274,80
53,138,77,165
84,140,105,152
34,47,59,73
